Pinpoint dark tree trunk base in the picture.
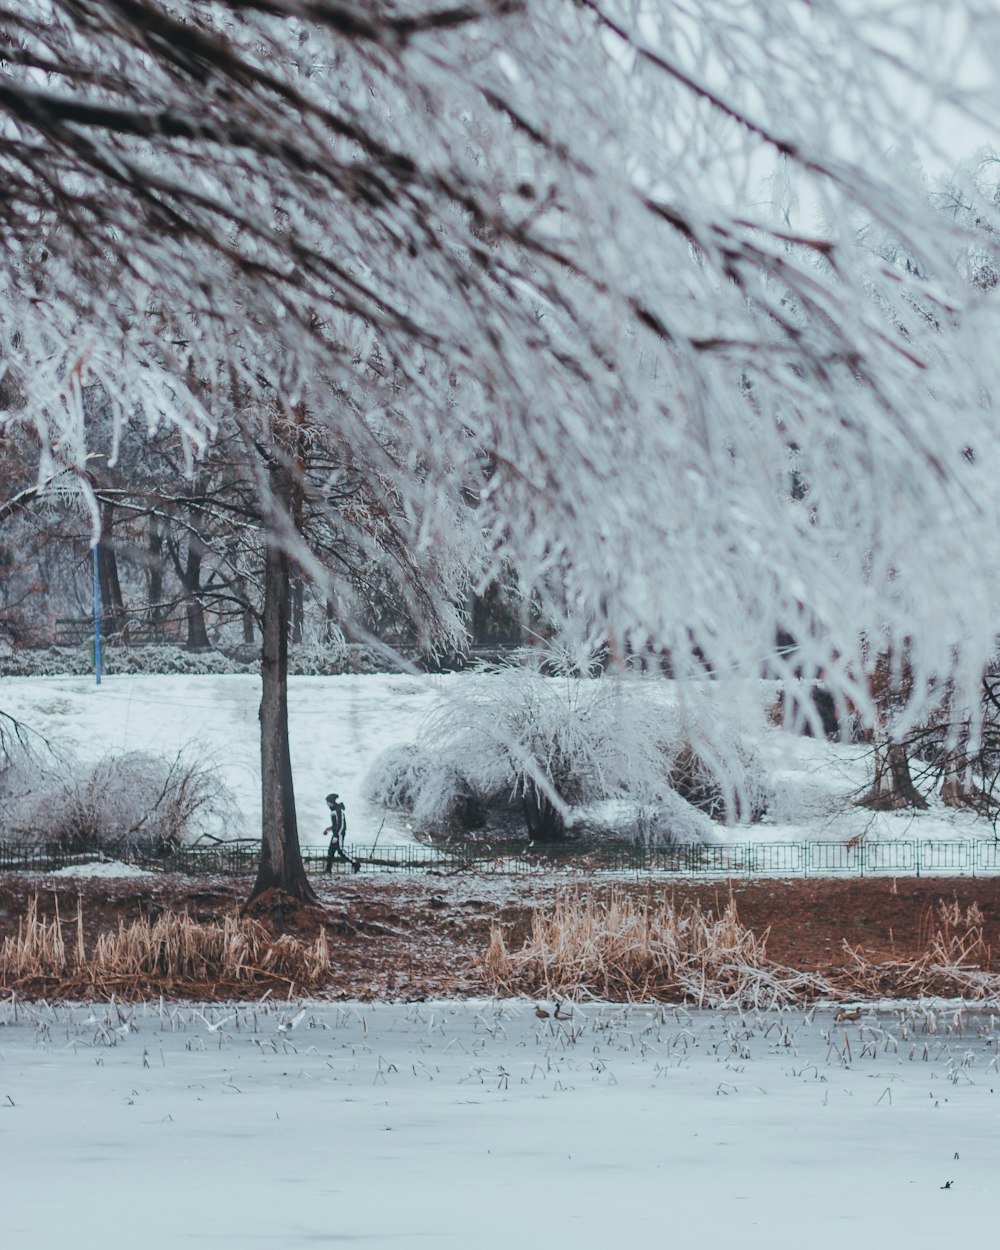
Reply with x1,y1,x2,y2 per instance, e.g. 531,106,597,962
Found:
857,788,927,811
522,790,567,841
249,473,315,915
240,883,323,926
857,742,928,811
940,777,991,813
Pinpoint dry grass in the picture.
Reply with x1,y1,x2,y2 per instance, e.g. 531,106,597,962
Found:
479,889,828,1007
0,895,330,995
840,898,998,999
0,894,75,980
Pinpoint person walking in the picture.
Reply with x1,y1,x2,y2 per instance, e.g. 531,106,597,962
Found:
323,793,360,873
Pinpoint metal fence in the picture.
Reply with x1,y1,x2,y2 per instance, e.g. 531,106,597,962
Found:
5,838,1000,877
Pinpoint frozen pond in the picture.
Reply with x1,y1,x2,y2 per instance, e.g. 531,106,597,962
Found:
2,997,997,1246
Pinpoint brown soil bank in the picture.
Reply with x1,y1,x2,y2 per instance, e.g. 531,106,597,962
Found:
1,872,999,1001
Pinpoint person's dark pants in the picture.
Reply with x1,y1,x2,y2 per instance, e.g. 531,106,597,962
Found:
325,840,360,873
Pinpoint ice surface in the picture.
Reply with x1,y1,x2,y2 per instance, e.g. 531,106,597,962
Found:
1,997,996,1247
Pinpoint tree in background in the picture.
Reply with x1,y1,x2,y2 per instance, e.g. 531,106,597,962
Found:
4,2,1000,897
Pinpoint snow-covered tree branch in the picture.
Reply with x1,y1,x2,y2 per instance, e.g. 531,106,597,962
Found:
4,0,1000,888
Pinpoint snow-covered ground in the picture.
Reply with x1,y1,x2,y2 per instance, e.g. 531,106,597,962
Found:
0,673,994,851
2,673,446,849
2,997,996,1248
754,730,994,845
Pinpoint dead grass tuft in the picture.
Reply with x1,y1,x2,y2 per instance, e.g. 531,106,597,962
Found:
840,898,997,999
479,890,827,1006
0,895,330,994
0,894,68,979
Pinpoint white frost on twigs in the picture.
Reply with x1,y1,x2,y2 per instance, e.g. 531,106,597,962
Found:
1,2,999,722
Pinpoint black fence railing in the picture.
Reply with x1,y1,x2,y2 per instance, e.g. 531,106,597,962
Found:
54,614,183,647
4,839,1000,877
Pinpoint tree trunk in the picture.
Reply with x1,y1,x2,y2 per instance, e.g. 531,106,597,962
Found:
183,541,211,650
235,574,255,644
522,786,567,840
147,515,165,631
98,500,127,636
290,572,304,643
857,740,928,811
245,498,317,908
940,762,988,811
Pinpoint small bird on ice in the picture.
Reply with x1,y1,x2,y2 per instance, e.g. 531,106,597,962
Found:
534,1004,550,1019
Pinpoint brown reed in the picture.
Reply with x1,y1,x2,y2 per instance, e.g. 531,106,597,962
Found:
839,898,998,1000
479,889,828,1007
0,894,330,993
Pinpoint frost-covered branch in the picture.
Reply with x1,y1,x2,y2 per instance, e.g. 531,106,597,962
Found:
2,1,1000,720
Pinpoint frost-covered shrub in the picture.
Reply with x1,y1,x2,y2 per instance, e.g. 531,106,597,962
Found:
656,683,775,825
0,644,252,678
362,743,484,829
1,645,95,677
578,792,719,848
667,743,770,824
127,647,249,675
418,661,679,839
635,791,720,847
363,659,773,841
0,641,404,678
287,642,386,676
0,749,236,853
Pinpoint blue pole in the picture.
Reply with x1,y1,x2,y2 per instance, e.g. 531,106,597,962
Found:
92,543,102,685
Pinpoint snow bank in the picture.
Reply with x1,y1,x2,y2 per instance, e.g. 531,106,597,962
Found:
46,860,157,879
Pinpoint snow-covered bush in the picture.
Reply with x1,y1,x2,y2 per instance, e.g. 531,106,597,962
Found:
362,743,484,830
667,742,770,824
0,644,252,678
577,792,719,848
119,648,250,676
430,664,666,838
364,658,771,842
636,793,720,848
0,642,388,678
0,748,236,853
1,646,98,678
286,642,385,676
655,680,776,826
